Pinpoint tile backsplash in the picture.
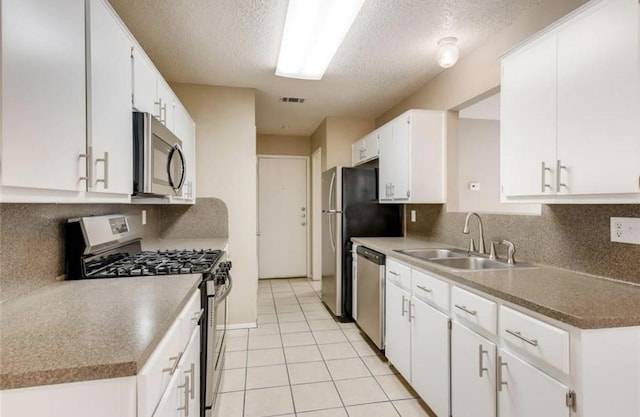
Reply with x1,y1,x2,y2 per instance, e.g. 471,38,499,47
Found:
0,198,228,302
406,204,640,284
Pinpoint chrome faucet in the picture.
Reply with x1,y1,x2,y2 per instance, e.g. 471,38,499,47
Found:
463,212,486,254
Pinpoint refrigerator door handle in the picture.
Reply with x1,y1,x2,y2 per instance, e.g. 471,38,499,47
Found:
328,171,337,252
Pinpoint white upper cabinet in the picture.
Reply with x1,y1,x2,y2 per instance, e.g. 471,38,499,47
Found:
351,131,379,166
171,100,196,203
378,110,445,204
132,47,159,116
501,34,558,197
1,0,87,194
501,0,640,202
555,0,640,196
157,79,177,132
86,0,133,195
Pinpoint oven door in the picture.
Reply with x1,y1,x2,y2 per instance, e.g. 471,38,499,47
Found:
205,276,231,414
133,112,186,196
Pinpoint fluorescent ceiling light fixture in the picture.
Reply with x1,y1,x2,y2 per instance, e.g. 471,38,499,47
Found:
276,0,366,80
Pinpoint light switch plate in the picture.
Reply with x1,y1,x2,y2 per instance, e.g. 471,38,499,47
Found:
410,210,417,222
141,210,147,225
610,217,640,244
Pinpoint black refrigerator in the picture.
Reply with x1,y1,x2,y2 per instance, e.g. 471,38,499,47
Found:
321,166,403,320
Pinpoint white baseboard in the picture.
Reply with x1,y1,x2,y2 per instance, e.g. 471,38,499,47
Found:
226,322,257,330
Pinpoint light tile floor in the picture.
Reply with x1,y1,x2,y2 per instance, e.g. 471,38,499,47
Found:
212,278,434,417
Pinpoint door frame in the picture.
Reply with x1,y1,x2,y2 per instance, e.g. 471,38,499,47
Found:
256,154,311,279
311,148,322,281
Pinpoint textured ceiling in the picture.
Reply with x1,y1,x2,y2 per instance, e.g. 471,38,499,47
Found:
108,0,541,136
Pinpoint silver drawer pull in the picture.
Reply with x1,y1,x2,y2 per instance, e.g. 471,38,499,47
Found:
498,356,508,392
454,304,477,316
177,375,190,416
191,308,205,323
388,271,399,276
505,329,539,346
417,285,432,293
162,351,183,375
478,344,488,377
184,362,196,399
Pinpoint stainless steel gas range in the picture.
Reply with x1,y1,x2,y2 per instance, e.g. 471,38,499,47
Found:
64,214,231,416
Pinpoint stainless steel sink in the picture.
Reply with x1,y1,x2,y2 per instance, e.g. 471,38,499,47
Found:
394,248,469,260
394,247,538,271
428,256,537,271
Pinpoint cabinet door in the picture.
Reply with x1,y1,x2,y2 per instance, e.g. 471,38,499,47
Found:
384,280,411,380
87,0,132,195
1,0,87,192
378,124,394,201
351,140,361,166
556,0,640,195
498,349,570,417
173,101,196,202
132,47,158,116
390,114,411,201
411,298,450,417
157,80,176,132
451,321,496,417
500,34,558,197
364,132,379,161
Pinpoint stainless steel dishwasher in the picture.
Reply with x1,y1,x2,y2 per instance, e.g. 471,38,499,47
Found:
355,246,386,350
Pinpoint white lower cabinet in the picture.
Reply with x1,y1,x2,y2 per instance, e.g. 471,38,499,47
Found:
384,279,412,380
154,327,201,417
410,298,450,417
498,349,570,417
451,321,496,417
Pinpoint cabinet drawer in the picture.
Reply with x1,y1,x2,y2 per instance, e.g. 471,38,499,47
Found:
386,258,411,291
412,269,449,312
500,306,569,374
179,290,203,347
451,287,497,334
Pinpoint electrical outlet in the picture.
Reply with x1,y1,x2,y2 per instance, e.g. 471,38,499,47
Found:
142,210,147,225
469,182,480,191
610,217,640,244
411,210,417,223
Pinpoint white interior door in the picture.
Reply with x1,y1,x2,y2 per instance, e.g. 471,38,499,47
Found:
258,156,308,279
311,149,322,281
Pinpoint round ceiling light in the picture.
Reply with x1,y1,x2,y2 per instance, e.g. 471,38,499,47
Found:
437,37,459,68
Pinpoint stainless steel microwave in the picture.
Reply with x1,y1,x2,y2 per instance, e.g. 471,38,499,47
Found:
133,112,186,197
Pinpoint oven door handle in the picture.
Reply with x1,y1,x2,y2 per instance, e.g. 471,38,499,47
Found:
214,275,233,305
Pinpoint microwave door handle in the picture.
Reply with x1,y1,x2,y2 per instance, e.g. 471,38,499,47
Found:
167,145,186,194
174,145,187,191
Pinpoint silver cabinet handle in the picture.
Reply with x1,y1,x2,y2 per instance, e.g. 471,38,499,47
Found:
498,356,508,392
162,351,183,375
540,161,552,192
191,308,204,324
155,98,163,120
454,304,477,316
162,103,167,125
95,152,109,189
184,362,195,399
416,285,432,293
388,271,399,277
556,160,567,191
177,376,190,416
505,329,539,346
478,344,488,377
391,183,395,197
401,295,408,317
409,301,415,322
78,153,89,184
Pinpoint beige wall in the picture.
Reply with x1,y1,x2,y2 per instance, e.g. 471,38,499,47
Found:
256,134,311,156
310,117,374,171
171,83,258,326
457,118,539,214
376,0,588,123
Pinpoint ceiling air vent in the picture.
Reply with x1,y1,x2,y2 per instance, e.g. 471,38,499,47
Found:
280,97,306,103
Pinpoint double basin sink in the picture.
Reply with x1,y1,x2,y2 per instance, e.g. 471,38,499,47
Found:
394,248,537,271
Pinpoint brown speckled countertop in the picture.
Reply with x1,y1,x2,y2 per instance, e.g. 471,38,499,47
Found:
0,274,200,390
352,237,640,330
